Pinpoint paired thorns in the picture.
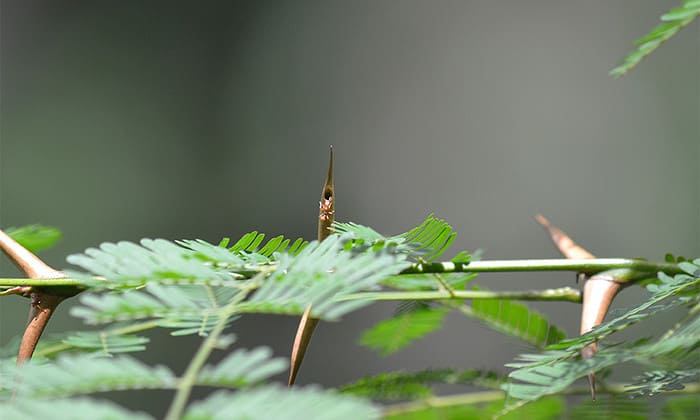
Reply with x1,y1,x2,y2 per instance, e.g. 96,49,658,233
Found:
289,146,335,386
536,214,624,400
0,229,66,364
0,153,627,397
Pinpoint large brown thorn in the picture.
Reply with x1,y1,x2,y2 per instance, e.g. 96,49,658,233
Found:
536,214,623,400
0,229,66,364
289,146,335,386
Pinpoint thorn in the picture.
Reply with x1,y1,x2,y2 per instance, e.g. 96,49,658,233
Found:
289,146,336,385
0,229,66,364
0,286,33,297
587,373,596,400
535,214,594,259
17,293,65,364
0,230,63,279
288,305,319,386
325,145,334,187
535,216,613,400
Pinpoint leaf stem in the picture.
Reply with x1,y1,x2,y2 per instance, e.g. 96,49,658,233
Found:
164,303,238,420
0,259,680,291
403,258,682,277
0,278,84,288
383,390,505,416
342,287,582,303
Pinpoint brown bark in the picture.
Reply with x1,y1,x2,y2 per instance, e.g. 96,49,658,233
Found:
0,229,66,364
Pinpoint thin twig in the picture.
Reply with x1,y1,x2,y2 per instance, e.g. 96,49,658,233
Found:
164,299,241,420
0,258,683,290
341,287,582,303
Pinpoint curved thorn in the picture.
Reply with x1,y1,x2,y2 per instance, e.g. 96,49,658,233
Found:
17,293,65,364
0,230,63,279
289,146,335,386
0,229,66,364
535,215,610,399
288,306,319,385
580,274,622,401
535,214,594,260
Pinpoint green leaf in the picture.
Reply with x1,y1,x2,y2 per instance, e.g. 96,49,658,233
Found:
3,354,176,399
488,396,564,420
400,214,457,261
568,396,649,420
611,1,700,77
334,214,467,262
70,283,243,334
242,234,410,320
179,233,307,265
0,397,154,420
67,239,239,290
452,250,471,264
464,293,566,348
62,332,149,355
383,395,564,420
5,225,62,253
197,347,288,387
625,369,700,397
660,395,700,419
382,273,478,291
341,369,502,401
504,265,700,404
661,6,700,21
183,385,380,420
359,307,449,355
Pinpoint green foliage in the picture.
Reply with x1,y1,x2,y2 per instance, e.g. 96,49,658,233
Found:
503,259,700,406
383,396,565,420
62,332,149,355
625,369,700,398
67,232,410,344
334,214,466,263
241,234,411,319
463,292,566,348
5,225,62,253
196,347,288,387
1,218,441,419
66,238,237,290
178,232,307,265
359,306,449,356
2,386,379,420
611,0,700,77
660,395,700,419
1,216,696,419
183,385,380,420
65,231,307,292
3,354,177,399
2,398,153,420
568,396,649,420
382,273,478,291
341,369,503,401
70,283,242,333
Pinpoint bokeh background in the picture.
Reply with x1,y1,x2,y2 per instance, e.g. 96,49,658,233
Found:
1,0,698,416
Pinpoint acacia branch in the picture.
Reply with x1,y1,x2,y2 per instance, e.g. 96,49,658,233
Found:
342,287,582,303
0,258,682,291
403,258,682,277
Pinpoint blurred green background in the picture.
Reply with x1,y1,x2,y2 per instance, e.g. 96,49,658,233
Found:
1,0,698,416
